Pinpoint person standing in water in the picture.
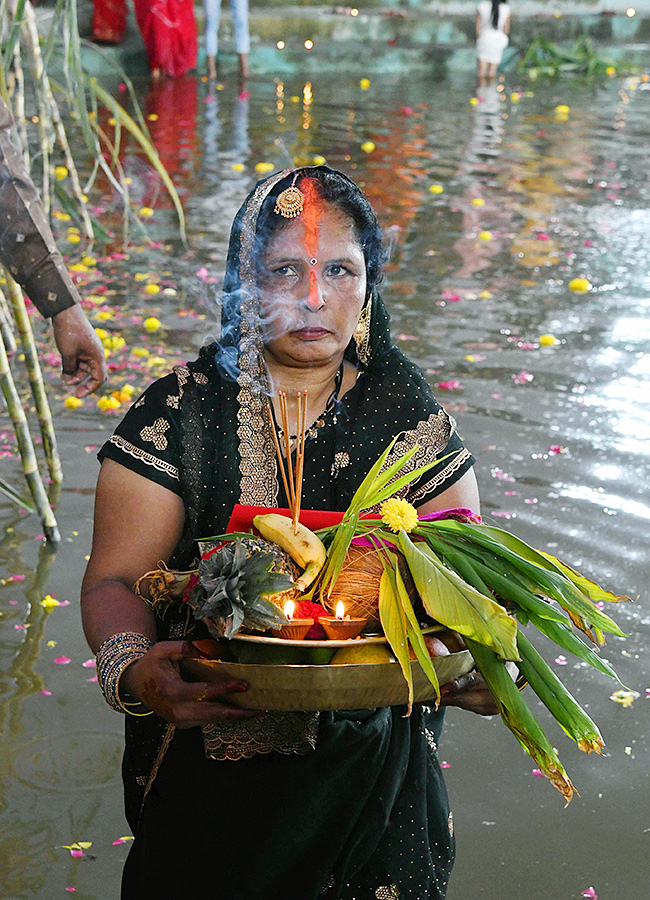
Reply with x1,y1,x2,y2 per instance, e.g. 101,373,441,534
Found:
476,0,511,88
203,0,250,82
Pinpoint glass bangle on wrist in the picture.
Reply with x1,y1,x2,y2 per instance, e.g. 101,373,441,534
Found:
96,631,154,716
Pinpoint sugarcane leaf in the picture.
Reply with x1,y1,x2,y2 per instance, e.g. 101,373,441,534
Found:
430,520,625,636
347,437,399,512
528,614,622,682
516,631,604,754
537,550,631,605
0,476,36,512
391,557,440,698
379,566,414,714
398,533,519,661
466,637,576,804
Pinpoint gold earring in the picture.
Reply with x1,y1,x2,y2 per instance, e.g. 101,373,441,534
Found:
274,174,304,218
353,297,372,364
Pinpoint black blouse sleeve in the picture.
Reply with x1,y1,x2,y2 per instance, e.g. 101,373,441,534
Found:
98,371,184,496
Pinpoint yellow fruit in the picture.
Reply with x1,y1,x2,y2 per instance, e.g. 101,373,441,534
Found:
331,644,395,665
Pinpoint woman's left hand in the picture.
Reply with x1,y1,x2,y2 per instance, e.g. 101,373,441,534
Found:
439,670,498,716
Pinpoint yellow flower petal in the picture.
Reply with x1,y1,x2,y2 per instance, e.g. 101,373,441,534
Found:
361,141,375,153
64,396,84,410
429,184,444,194
539,333,556,346
312,155,326,165
232,162,245,172
144,316,161,332
255,162,275,174
478,230,493,241
139,207,155,217
380,498,419,533
40,595,60,610
54,166,69,181
360,78,371,90
569,277,592,294
144,284,160,295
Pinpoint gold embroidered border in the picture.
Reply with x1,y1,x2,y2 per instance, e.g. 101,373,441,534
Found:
235,169,292,508
407,447,472,504
107,434,179,481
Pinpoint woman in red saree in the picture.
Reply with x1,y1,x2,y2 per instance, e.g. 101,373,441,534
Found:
133,0,197,77
92,0,127,44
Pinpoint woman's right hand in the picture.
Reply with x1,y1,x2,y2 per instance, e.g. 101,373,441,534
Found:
122,640,260,728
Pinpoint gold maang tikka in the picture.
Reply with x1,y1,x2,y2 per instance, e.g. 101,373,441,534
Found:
274,173,305,218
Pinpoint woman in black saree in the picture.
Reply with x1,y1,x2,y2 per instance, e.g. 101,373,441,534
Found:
81,166,497,899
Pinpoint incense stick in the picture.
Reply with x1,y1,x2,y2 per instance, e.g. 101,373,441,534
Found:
267,402,292,507
268,390,309,534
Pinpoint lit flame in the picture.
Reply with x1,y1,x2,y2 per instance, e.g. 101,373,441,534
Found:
335,601,345,619
284,599,295,620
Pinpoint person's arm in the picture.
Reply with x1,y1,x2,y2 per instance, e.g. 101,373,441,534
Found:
476,11,482,37
416,468,480,519
504,12,511,35
81,459,256,726
0,96,107,394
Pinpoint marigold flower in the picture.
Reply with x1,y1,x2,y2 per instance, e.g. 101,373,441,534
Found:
144,316,161,331
54,166,68,181
64,396,84,410
380,498,419,533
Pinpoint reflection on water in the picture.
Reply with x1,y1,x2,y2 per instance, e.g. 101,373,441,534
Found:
1,70,649,899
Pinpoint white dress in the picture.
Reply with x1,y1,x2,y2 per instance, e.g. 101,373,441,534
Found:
476,0,510,65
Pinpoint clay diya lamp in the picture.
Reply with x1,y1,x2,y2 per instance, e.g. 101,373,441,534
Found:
320,601,367,641
277,599,313,641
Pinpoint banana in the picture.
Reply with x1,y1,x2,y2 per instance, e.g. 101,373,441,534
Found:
253,514,327,591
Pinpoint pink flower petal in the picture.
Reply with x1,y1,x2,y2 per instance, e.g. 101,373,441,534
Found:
513,371,534,384
554,655,568,665
54,656,71,665
440,761,451,769
581,889,598,899
547,445,566,455
65,888,77,893
70,849,84,858
436,380,463,391
531,768,544,777
82,659,97,668
41,689,52,696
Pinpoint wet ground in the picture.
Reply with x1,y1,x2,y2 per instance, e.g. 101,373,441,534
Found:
1,68,649,899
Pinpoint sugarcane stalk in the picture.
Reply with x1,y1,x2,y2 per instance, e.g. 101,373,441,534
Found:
0,286,17,352
19,0,52,212
0,323,60,542
10,34,30,167
3,273,63,483
22,1,93,239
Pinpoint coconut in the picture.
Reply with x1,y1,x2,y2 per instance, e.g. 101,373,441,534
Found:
320,544,419,628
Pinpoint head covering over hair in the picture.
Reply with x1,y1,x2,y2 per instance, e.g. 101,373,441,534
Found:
169,166,474,563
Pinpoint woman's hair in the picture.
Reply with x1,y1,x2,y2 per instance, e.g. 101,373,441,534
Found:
491,0,506,29
253,167,386,292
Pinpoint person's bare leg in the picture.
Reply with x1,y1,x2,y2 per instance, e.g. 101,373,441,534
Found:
238,52,249,80
477,59,488,88
207,54,217,80
486,62,498,86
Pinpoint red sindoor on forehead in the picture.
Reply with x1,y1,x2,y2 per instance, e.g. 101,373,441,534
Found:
300,178,322,263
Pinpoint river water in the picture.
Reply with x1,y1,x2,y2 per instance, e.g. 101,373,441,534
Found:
1,68,649,899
